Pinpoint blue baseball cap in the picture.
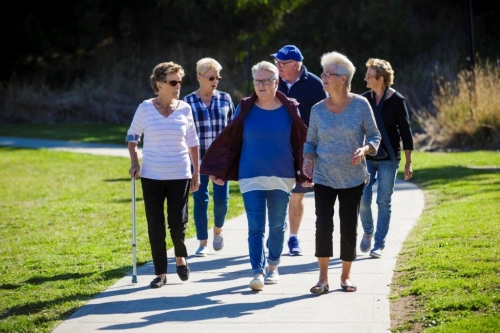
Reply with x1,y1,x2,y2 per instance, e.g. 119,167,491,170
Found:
270,45,304,62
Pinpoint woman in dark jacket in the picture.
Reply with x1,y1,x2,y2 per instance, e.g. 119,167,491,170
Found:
359,58,414,259
201,61,312,291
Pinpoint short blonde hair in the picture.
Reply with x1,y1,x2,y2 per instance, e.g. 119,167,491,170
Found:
251,61,279,79
365,58,394,86
150,62,185,94
196,57,222,75
320,51,356,90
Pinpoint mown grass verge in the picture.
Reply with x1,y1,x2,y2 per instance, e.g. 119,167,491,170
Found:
0,147,243,333
390,151,500,332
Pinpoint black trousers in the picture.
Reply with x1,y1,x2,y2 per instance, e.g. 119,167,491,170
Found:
313,182,365,262
141,177,190,275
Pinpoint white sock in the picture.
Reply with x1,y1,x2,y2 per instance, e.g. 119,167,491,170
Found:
289,234,297,239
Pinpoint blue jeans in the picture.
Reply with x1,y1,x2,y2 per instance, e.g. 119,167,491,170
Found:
242,189,290,275
360,160,400,250
193,174,229,240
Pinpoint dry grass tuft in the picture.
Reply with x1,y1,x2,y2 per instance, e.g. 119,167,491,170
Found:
414,59,500,151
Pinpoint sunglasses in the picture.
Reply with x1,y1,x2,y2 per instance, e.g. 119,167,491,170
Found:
199,73,222,81
164,80,183,86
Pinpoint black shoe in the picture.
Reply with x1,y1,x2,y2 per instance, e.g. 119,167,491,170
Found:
176,262,190,281
150,276,166,288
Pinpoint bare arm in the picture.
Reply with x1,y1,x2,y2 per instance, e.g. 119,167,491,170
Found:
189,146,200,192
128,142,140,179
403,149,413,180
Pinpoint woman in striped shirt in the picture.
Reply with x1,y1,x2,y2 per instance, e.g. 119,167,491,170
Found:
127,61,200,289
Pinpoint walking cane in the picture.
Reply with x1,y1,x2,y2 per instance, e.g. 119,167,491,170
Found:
131,177,138,283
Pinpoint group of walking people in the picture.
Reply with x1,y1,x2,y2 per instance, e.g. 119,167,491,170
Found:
126,44,414,293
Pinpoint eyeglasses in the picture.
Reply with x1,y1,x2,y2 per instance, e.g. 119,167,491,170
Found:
364,74,377,79
274,59,295,68
199,73,222,81
320,72,343,79
164,80,183,86
253,78,277,86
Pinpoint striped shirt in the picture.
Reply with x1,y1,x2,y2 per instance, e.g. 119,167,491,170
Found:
127,99,199,180
182,90,234,161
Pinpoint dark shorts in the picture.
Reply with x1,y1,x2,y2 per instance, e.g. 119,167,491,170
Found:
292,182,314,194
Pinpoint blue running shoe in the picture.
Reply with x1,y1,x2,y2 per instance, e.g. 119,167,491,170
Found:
288,236,303,256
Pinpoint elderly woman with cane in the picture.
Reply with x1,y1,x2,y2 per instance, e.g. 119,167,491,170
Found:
127,61,200,289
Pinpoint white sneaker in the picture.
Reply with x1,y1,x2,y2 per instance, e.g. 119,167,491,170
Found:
370,248,383,258
195,246,209,257
264,268,279,284
249,274,265,291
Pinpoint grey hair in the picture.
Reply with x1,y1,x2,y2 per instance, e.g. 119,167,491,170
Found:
320,51,356,90
251,61,279,79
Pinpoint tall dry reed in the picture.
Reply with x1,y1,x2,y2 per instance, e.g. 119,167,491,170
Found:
414,58,500,150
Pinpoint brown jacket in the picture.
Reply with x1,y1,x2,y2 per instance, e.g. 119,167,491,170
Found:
200,90,311,183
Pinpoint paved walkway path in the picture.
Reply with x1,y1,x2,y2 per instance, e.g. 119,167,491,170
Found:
1,137,425,333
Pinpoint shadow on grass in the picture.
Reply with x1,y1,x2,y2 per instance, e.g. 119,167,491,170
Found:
0,263,149,320
400,165,500,189
104,178,131,182
114,197,143,203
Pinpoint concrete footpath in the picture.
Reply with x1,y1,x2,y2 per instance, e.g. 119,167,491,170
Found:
1,137,425,333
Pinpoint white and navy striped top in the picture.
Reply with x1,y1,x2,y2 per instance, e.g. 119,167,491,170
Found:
127,99,199,180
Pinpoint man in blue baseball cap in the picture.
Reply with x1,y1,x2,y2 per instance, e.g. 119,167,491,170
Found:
270,45,304,62
270,45,327,257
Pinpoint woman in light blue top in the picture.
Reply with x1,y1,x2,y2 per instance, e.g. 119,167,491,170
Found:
303,51,381,294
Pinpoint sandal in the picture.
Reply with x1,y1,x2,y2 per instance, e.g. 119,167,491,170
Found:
310,284,329,294
340,283,357,292
176,262,190,281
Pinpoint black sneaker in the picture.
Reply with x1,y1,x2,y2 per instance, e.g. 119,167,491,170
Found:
150,276,166,288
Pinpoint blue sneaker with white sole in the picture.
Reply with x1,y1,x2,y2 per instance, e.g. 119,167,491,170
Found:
288,236,303,256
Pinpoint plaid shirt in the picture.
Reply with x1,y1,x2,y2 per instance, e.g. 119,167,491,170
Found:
183,90,235,159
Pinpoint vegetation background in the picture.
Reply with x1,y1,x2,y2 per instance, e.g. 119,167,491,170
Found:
1,1,499,332
1,0,499,150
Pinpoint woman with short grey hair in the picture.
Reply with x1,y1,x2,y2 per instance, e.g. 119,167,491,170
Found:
303,51,381,294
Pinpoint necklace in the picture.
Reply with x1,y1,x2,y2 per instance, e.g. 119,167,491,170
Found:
154,98,179,117
325,94,352,114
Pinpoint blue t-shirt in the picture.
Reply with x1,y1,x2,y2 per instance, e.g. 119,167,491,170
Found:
236,104,296,193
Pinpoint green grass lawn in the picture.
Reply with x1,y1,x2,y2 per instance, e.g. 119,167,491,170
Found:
0,123,128,145
390,151,500,332
0,125,499,332
0,145,244,333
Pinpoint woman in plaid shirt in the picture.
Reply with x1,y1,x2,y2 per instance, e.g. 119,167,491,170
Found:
183,58,235,257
